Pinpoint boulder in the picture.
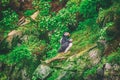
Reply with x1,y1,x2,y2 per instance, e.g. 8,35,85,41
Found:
7,65,30,80
96,68,104,80
33,64,52,80
56,71,75,80
104,63,112,70
103,63,120,80
30,10,39,21
17,10,39,26
18,17,30,26
21,68,30,80
88,48,101,65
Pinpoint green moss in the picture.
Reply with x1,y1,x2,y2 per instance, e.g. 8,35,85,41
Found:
107,48,120,64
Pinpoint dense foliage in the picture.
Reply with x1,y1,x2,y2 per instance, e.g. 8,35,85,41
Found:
0,0,120,80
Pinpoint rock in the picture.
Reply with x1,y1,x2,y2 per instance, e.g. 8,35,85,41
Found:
97,37,107,53
20,19,30,26
6,30,22,48
30,10,39,21
0,30,23,53
17,16,25,26
17,10,39,26
21,68,30,80
113,64,119,71
17,16,31,26
88,48,101,65
56,62,77,80
56,71,75,80
103,63,120,80
20,35,28,42
96,68,104,80
8,65,30,80
104,63,112,79
8,30,22,37
33,64,52,80
104,63,112,70
56,71,67,80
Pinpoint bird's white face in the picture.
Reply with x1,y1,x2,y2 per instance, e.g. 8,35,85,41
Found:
64,32,70,36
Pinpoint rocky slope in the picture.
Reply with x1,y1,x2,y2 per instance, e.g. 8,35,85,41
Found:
0,0,120,80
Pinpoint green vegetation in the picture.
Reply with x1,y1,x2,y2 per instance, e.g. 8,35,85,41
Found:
107,48,120,64
0,45,31,64
0,9,18,30
0,0,120,80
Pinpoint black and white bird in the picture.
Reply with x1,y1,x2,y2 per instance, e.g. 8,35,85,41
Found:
58,32,72,53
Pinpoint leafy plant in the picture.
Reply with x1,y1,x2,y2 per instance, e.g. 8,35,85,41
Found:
79,0,98,18
24,10,36,16
1,0,10,6
83,65,98,78
0,9,18,30
0,45,32,64
33,0,51,16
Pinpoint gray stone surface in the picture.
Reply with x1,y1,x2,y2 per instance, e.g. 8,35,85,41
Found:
89,48,101,65
33,64,52,79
